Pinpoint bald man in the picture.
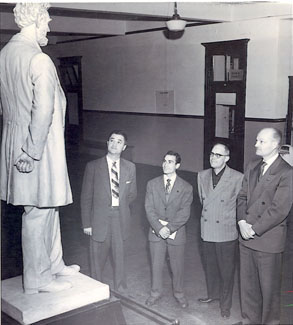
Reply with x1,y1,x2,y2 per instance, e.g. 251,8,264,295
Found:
237,128,293,325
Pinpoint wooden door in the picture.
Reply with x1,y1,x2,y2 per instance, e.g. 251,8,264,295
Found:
58,56,83,146
202,39,249,172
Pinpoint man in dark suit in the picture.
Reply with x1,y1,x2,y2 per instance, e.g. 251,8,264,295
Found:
197,143,243,319
145,151,193,308
81,130,137,293
237,128,293,325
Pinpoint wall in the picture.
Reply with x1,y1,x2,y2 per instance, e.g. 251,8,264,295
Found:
48,17,291,118
46,16,292,170
82,111,204,172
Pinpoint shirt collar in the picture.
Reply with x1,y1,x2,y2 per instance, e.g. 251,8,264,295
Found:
106,155,120,166
164,173,177,184
263,153,279,168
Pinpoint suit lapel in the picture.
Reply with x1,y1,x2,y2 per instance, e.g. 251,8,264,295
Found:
119,159,127,196
157,176,167,204
201,169,213,201
167,176,183,203
99,157,111,197
248,156,282,207
203,167,230,206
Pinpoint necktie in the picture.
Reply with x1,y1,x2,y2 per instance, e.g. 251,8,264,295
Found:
258,161,267,181
111,161,119,199
165,178,171,194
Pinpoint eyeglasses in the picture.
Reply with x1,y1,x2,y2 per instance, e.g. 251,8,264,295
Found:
210,152,229,159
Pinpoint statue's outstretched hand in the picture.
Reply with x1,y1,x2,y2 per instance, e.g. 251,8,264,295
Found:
14,152,34,173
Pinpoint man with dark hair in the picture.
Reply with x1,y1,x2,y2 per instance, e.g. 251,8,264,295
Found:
81,130,137,293
237,127,293,325
197,143,243,319
145,151,193,308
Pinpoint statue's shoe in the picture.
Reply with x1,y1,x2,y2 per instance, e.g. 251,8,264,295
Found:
24,280,72,294
56,264,80,276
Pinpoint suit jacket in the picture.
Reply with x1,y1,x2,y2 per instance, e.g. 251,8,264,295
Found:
80,156,137,241
145,175,193,246
237,156,293,253
0,33,72,207
198,165,243,242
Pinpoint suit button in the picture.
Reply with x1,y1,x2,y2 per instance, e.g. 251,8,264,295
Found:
165,208,167,210
221,200,224,202
202,197,205,200
246,211,249,215
216,220,219,223
262,202,265,205
165,218,169,221
204,219,207,222
204,208,207,212
258,215,261,218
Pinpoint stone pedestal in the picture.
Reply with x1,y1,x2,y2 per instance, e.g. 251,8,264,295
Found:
1,273,110,324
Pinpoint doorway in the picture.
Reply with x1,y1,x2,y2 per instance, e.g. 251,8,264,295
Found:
58,56,83,146
202,39,249,172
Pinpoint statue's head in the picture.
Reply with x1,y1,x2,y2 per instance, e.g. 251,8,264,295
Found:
14,3,51,46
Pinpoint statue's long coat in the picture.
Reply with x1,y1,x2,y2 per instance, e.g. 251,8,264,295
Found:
0,33,72,207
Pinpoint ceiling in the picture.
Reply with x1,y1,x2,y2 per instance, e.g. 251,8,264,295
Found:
0,1,292,45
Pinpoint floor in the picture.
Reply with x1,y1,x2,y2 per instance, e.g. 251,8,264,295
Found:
2,147,293,325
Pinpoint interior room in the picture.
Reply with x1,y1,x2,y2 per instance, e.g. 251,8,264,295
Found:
1,1,293,324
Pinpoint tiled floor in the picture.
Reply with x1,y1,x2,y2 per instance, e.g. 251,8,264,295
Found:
2,148,293,324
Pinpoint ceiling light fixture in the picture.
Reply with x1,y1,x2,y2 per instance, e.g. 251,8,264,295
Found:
166,2,186,32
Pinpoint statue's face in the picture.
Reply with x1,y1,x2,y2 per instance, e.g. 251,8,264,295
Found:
36,12,51,46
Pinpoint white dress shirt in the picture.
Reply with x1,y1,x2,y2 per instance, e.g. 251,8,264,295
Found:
164,174,177,193
106,155,120,206
262,153,279,175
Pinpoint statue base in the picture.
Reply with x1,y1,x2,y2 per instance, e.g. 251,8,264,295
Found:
1,273,111,324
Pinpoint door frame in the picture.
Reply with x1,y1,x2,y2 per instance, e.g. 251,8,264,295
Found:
202,39,249,172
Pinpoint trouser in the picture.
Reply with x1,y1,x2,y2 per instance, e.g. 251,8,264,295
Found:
201,239,238,312
239,244,282,325
149,240,185,299
89,209,126,291
22,206,65,291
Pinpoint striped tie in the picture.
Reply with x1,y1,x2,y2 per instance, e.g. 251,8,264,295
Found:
111,161,119,199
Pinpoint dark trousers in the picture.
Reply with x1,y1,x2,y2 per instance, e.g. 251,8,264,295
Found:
239,244,282,325
201,239,238,312
149,240,185,299
89,210,126,291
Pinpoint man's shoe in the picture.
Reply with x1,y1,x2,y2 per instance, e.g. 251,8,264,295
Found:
25,280,72,294
175,297,189,309
221,309,230,319
56,264,80,276
145,296,161,307
198,297,218,303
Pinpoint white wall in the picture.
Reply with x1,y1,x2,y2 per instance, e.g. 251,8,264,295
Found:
48,16,292,119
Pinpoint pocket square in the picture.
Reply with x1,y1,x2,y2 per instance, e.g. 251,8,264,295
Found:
126,181,132,184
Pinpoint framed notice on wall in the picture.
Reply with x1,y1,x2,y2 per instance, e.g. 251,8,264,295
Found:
155,90,175,114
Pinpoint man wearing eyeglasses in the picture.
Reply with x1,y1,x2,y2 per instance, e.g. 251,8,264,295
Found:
197,143,243,319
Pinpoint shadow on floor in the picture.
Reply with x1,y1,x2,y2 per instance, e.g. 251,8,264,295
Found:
2,148,293,324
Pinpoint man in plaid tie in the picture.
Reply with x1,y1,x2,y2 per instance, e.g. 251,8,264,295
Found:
145,151,193,308
81,130,137,294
